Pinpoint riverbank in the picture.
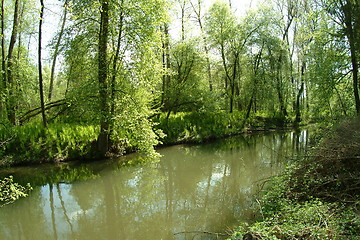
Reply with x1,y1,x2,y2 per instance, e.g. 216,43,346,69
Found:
0,127,305,239
0,123,99,168
0,111,292,168
154,111,292,145
227,117,360,239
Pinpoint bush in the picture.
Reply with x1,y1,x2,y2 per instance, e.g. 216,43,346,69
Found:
0,176,32,208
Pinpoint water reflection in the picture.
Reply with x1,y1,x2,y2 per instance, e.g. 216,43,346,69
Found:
0,130,308,240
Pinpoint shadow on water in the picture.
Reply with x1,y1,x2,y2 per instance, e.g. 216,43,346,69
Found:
0,129,309,240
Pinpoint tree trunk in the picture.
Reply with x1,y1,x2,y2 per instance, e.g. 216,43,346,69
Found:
245,95,253,120
48,1,68,101
97,0,110,156
6,0,20,125
180,0,186,41
276,54,288,117
161,22,170,107
245,46,263,120
110,2,124,122
38,0,47,127
295,62,305,124
343,1,360,115
220,43,235,113
191,0,213,91
1,0,5,90
0,0,5,117
229,52,239,113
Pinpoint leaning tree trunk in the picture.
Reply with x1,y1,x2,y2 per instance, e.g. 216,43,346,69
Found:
38,0,47,127
97,0,110,156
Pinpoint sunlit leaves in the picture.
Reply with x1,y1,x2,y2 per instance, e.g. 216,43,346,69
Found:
0,176,32,207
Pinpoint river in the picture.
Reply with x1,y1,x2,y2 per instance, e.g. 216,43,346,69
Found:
0,130,309,240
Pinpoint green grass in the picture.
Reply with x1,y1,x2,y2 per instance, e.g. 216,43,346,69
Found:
1,110,291,166
155,110,290,145
0,122,99,166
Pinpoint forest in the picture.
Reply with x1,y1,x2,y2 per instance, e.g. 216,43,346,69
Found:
0,0,359,238
0,0,359,164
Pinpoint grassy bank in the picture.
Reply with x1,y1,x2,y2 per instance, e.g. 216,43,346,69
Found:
1,111,290,167
155,111,290,145
228,117,360,239
0,123,99,167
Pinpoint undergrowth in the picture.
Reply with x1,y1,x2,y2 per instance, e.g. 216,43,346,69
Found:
0,120,161,167
228,117,360,240
0,122,99,166
155,111,289,144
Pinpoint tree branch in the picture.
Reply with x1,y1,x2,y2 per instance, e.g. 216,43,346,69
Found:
19,99,67,124
174,230,230,237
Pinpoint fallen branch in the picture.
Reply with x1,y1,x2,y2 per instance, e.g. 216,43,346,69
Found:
0,123,16,148
0,135,15,148
174,230,231,237
19,99,67,124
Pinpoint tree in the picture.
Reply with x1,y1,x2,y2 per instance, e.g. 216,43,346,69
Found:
341,0,360,114
48,0,68,102
292,0,315,123
162,39,208,116
38,0,47,127
62,0,168,155
205,1,240,113
1,0,5,96
323,0,360,115
97,0,110,156
0,0,5,120
307,9,351,119
161,22,171,108
191,0,213,91
6,0,20,125
206,1,263,113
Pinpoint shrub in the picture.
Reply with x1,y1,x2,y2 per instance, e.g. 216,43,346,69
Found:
0,176,32,208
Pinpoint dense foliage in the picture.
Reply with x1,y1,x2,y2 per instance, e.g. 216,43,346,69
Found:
0,123,99,166
0,176,32,207
156,110,289,144
0,0,359,163
0,0,359,234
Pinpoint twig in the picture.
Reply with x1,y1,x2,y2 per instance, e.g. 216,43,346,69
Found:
256,199,265,220
0,135,15,148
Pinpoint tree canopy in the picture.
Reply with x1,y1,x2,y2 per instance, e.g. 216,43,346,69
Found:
0,0,359,158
